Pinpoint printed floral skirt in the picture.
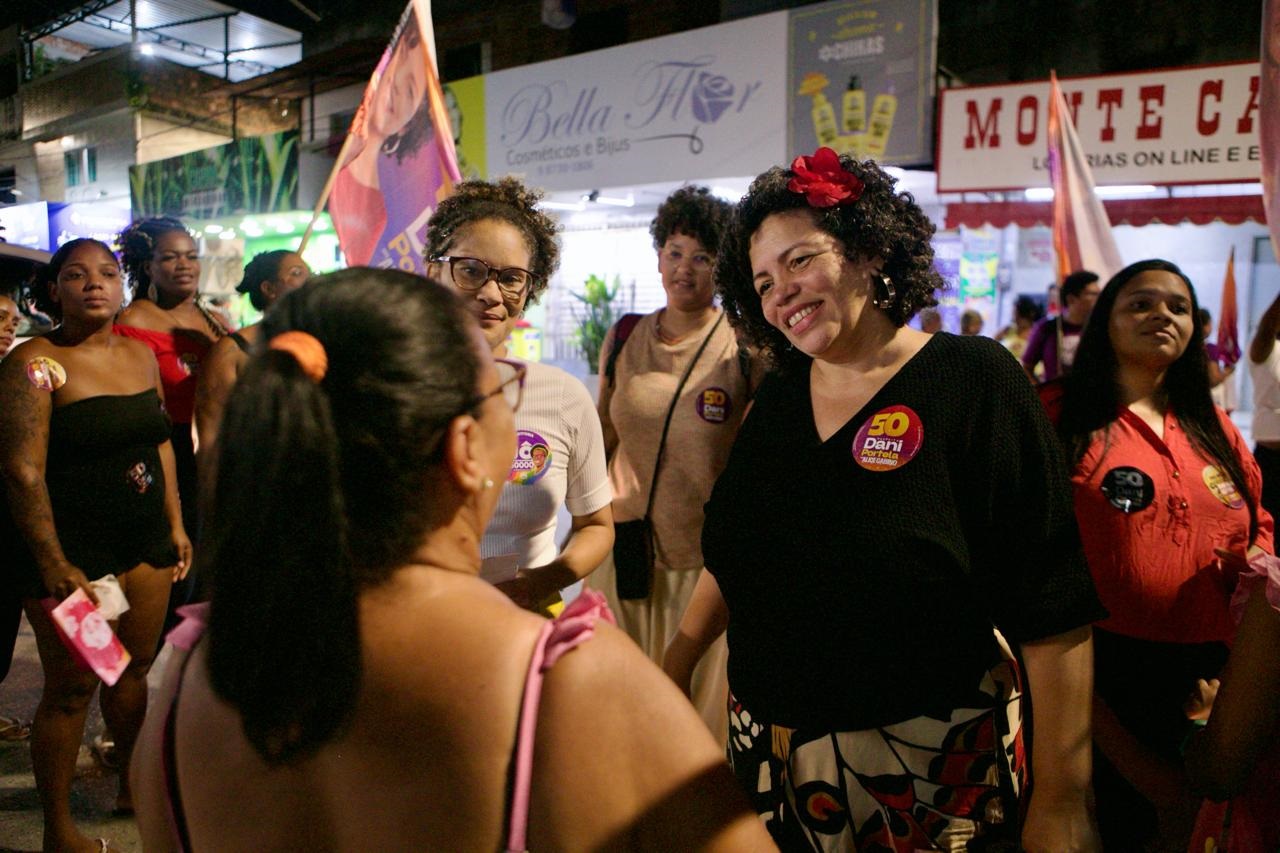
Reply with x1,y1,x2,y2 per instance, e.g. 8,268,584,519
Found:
727,650,1025,852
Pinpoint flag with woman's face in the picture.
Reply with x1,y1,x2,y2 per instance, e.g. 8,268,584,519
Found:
328,0,460,271
1263,0,1280,256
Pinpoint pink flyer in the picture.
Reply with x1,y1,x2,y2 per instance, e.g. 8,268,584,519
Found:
45,590,131,686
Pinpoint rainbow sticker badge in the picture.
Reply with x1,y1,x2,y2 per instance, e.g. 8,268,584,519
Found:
1202,465,1245,510
26,357,67,392
696,387,732,424
852,405,923,471
509,430,552,485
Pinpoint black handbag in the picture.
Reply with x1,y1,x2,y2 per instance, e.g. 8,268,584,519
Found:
612,313,724,600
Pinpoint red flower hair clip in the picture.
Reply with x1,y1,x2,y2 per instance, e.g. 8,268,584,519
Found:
786,147,865,208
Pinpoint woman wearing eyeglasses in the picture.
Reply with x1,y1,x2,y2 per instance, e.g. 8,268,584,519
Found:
588,186,749,743
426,178,614,611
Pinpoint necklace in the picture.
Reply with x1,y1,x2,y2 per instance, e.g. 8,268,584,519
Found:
654,309,681,344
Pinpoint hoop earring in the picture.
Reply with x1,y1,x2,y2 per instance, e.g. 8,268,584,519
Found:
147,281,158,303
871,274,896,309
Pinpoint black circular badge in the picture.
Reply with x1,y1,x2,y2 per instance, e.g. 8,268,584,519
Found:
1100,466,1155,513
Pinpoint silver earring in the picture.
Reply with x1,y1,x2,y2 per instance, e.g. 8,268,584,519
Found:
872,274,896,309
482,476,495,490
147,281,159,303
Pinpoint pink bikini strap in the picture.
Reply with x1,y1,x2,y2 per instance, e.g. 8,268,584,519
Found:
505,590,615,853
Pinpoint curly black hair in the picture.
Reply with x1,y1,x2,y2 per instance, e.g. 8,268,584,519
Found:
715,154,942,369
424,177,560,306
236,250,292,312
117,216,189,300
650,185,732,256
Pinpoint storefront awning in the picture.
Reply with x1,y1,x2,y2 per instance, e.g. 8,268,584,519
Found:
944,195,1266,230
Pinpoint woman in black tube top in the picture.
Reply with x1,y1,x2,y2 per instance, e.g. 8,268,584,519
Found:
0,238,191,853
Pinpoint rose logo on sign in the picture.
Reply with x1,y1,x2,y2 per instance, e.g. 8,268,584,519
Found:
691,73,735,124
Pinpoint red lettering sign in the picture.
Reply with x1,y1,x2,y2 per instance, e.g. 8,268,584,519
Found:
964,98,1002,149
1097,88,1123,142
1198,79,1223,135
1016,95,1038,146
1136,85,1164,140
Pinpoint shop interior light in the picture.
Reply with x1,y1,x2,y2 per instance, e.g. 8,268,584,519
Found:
540,200,586,211
1024,187,1055,201
222,229,236,239
205,224,224,234
139,43,155,56
711,186,740,202
1095,184,1158,197
276,222,295,234
592,193,635,207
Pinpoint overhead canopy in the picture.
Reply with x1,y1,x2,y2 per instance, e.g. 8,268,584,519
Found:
944,195,1266,230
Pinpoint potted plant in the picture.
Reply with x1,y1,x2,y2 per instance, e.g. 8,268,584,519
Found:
571,273,624,372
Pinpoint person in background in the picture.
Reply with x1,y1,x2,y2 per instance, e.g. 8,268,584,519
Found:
195,250,310,455
1049,259,1272,852
997,295,1044,364
959,308,983,336
918,305,942,333
671,148,1103,851
0,238,190,853
0,289,29,743
1248,289,1280,519
425,177,613,610
129,270,774,852
1023,270,1100,383
589,185,747,744
1183,550,1280,851
1200,307,1237,414
0,292,19,358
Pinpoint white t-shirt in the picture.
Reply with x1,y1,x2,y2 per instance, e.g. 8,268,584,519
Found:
1251,344,1280,441
481,360,611,570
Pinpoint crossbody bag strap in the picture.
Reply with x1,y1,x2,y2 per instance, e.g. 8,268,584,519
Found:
643,311,725,519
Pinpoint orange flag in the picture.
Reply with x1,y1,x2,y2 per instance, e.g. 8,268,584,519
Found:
1046,71,1123,284
1263,0,1280,255
1218,246,1241,366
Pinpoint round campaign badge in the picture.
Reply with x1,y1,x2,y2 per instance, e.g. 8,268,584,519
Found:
1202,465,1245,509
1100,466,1155,513
509,430,552,485
178,351,199,376
26,357,67,392
126,461,154,494
695,387,732,424
852,405,923,471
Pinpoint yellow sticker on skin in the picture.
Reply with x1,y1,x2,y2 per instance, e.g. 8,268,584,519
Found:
25,357,67,392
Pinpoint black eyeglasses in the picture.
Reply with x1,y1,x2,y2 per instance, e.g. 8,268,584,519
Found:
433,256,538,301
474,358,526,413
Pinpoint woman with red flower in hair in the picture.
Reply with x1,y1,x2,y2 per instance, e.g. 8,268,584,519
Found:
664,149,1105,852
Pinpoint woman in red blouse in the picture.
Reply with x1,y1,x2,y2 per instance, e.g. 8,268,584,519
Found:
1052,259,1274,852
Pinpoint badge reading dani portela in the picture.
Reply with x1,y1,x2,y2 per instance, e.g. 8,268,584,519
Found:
852,405,923,471
1100,466,1155,513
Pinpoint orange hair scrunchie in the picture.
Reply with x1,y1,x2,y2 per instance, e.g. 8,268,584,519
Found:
269,331,328,383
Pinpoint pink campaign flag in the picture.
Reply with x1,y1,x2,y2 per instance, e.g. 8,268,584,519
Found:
1218,246,1241,366
1263,0,1280,254
323,0,460,272
1047,71,1123,285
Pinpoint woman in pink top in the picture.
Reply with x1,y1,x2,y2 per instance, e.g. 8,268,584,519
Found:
130,269,774,852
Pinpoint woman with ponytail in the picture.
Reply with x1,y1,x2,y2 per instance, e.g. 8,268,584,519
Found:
1049,259,1275,851
130,269,773,852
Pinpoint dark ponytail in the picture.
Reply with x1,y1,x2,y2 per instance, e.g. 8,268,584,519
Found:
202,268,481,764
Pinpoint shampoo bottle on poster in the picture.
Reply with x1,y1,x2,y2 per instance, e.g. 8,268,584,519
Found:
842,76,866,134
811,92,839,147
864,86,897,158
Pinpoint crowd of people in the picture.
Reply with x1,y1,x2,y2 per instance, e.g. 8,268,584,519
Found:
0,144,1276,853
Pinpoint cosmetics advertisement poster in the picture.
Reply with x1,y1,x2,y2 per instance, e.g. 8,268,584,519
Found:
787,0,937,166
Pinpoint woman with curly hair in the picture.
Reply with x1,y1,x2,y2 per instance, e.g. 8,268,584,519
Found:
1050,260,1274,852
1,238,190,853
195,250,310,453
425,177,613,611
586,184,749,743
666,149,1105,851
